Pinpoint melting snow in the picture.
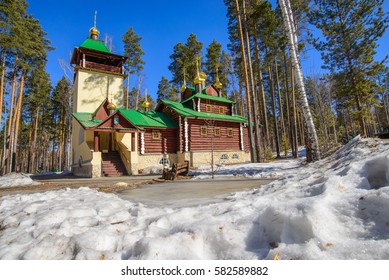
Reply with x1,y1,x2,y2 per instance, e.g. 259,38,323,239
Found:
0,173,40,189
0,136,389,259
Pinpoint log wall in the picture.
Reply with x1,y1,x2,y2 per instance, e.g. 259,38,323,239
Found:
199,100,231,115
141,128,177,154
187,119,241,151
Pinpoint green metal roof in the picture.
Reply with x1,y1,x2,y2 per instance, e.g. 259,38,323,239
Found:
161,100,247,123
72,112,102,128
118,109,178,128
181,92,235,104
80,38,111,53
73,109,178,129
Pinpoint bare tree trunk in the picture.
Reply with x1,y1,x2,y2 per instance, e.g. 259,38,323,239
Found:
135,75,143,110
291,65,299,158
269,64,281,158
235,0,255,162
58,110,64,171
31,108,40,173
237,79,245,116
298,109,304,146
242,0,261,162
279,0,321,161
2,119,7,174
274,56,286,135
0,49,6,128
12,70,26,172
126,72,130,109
283,53,294,156
6,62,18,173
383,92,389,126
27,121,33,173
253,25,270,149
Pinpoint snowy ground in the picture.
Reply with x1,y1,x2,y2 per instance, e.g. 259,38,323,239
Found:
0,136,389,260
0,173,40,189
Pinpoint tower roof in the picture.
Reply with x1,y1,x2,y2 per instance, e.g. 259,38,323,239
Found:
80,38,111,53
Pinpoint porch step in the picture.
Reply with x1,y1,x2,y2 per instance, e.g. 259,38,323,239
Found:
101,151,127,177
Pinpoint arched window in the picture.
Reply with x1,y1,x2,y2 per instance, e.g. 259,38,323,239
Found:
159,158,170,165
232,154,239,160
220,154,229,160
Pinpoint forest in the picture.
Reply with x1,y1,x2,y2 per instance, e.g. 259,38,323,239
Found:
0,0,388,174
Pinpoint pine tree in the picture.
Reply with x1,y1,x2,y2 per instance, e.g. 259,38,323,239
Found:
168,34,203,89
204,40,222,83
0,0,52,173
309,0,388,137
24,62,51,173
122,27,145,109
0,0,28,129
156,76,178,103
219,51,232,96
52,76,72,171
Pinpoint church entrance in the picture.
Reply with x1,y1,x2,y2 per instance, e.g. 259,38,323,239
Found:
99,132,116,152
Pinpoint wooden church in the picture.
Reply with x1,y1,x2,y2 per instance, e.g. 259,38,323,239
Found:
71,21,251,177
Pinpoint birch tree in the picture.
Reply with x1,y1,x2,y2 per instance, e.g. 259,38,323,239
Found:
278,0,321,161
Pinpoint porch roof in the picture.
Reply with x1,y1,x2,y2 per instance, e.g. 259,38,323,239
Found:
117,109,178,128
72,112,102,128
72,109,178,130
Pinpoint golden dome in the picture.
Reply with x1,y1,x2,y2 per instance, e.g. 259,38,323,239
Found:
107,101,116,110
180,84,187,92
194,73,202,85
214,67,222,89
199,72,207,81
143,100,150,108
214,79,223,89
89,27,100,38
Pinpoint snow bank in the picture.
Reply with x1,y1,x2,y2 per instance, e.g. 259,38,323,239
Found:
0,173,40,189
0,137,389,259
191,159,302,179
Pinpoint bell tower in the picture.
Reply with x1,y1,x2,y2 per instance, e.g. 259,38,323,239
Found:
70,12,127,113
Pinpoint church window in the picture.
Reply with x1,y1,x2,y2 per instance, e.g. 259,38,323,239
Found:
232,154,239,160
214,127,221,137
152,130,161,140
218,106,225,114
200,126,207,136
220,154,229,160
206,104,212,112
159,158,170,165
227,128,233,137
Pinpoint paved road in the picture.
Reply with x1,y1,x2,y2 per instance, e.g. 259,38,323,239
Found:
1,174,274,207
117,177,274,208
0,174,160,196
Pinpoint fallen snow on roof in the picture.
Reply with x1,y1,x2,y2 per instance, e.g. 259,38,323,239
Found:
0,136,389,259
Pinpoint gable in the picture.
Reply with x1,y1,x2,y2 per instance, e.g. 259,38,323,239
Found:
93,99,110,120
204,85,219,97
95,111,139,130
182,87,194,101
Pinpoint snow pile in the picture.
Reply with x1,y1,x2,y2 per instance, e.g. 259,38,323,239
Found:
0,136,389,259
0,173,40,189
191,159,302,179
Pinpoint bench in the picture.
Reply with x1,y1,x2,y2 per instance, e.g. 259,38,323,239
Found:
162,160,189,180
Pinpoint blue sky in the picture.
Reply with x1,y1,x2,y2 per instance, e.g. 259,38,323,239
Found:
27,0,388,100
